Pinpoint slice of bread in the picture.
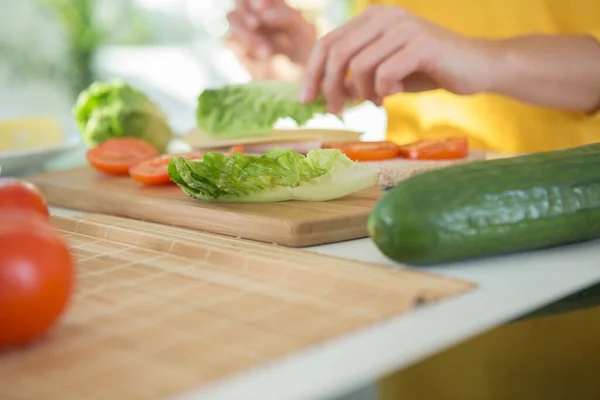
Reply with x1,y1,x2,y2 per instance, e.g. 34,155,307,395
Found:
362,151,487,187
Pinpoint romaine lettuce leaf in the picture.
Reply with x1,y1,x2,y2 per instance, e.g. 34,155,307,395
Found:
196,81,331,138
167,148,380,202
73,80,174,152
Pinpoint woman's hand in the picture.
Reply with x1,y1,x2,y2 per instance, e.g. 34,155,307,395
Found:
300,5,500,113
300,4,600,115
225,0,317,80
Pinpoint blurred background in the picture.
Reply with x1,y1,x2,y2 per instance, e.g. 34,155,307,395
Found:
1,0,387,176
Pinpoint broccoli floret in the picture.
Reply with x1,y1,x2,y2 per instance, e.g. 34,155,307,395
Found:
73,80,174,152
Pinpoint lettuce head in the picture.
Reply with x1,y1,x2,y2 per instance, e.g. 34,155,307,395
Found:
196,81,331,138
167,148,379,203
73,80,174,152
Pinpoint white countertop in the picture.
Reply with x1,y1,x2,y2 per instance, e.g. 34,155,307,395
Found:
50,206,600,400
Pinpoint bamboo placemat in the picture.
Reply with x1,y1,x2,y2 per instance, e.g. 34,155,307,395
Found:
0,214,475,400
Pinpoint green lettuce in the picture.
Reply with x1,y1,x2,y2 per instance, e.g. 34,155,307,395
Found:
73,80,174,152
196,81,330,138
167,148,380,202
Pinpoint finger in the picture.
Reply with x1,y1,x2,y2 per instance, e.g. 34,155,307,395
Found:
344,79,359,100
402,72,439,93
227,10,272,58
234,0,260,28
259,4,303,29
227,11,256,56
321,19,385,114
374,42,426,98
301,12,373,104
348,22,419,102
250,0,286,12
247,0,298,30
343,79,384,106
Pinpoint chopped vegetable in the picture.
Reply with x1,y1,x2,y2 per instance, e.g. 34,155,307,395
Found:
73,80,174,152
196,81,331,138
399,137,468,160
329,141,401,161
129,152,205,185
369,142,600,265
168,148,380,203
87,138,158,175
229,145,245,155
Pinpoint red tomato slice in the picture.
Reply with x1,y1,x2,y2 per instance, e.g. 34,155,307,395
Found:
229,145,244,156
399,137,469,160
329,141,401,162
0,178,49,219
129,152,205,185
86,138,159,175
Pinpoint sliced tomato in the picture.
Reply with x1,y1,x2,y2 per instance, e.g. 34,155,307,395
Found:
86,138,159,175
129,152,204,185
399,137,469,160
329,141,401,162
229,145,244,155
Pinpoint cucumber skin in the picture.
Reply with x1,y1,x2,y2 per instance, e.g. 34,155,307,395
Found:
368,143,600,266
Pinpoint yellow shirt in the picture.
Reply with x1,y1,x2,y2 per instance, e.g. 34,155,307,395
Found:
354,0,600,153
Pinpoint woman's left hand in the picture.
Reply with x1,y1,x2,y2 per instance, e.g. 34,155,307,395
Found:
300,5,501,113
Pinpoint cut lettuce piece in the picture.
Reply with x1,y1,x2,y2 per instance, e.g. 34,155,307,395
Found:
196,81,331,138
168,148,380,203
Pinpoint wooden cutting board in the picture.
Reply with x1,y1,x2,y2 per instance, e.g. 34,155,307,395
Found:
0,214,475,400
28,166,383,247
28,152,487,248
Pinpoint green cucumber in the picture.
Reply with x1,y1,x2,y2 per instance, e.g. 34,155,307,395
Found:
368,143,600,266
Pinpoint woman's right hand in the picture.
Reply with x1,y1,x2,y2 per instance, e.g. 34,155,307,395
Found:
225,0,317,80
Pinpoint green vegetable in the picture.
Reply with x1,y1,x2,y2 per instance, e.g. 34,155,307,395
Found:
168,148,379,202
196,81,330,138
368,143,600,266
73,80,174,152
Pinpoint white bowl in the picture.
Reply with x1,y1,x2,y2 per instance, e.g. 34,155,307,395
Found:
0,135,83,177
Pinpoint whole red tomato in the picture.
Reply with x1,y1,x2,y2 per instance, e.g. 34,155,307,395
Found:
0,210,75,350
0,178,49,219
